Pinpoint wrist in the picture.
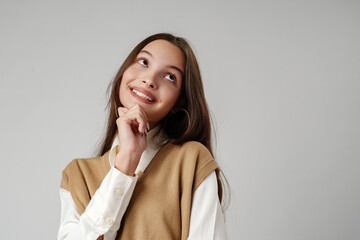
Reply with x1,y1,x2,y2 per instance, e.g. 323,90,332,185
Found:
114,151,139,176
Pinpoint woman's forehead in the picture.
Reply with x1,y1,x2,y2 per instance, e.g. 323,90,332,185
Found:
140,39,185,71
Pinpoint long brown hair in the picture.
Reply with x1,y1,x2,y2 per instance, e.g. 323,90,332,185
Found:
97,33,229,206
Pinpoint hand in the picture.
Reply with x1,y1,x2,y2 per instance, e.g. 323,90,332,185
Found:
114,104,149,176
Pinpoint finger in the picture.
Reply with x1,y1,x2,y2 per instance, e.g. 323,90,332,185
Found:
115,113,142,136
124,110,148,134
127,105,148,132
117,107,128,118
127,104,145,115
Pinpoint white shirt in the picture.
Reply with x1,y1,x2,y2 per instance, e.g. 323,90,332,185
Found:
58,127,227,240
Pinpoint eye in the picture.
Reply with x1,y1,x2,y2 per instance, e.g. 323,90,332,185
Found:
165,74,176,83
138,58,148,67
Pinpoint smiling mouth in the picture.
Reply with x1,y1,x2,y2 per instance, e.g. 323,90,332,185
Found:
131,88,155,102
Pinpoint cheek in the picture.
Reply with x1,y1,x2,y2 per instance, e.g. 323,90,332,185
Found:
122,67,137,81
120,67,137,95
163,88,181,107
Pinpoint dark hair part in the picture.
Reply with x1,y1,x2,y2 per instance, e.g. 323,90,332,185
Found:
96,33,229,207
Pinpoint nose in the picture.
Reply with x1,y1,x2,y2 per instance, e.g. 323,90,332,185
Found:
141,74,158,89
142,80,156,88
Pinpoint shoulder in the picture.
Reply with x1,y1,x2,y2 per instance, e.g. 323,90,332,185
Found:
166,141,212,157
61,151,111,190
182,141,213,157
162,141,215,168
63,154,108,174
181,141,210,151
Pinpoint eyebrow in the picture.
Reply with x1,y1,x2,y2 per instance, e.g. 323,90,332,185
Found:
139,50,184,77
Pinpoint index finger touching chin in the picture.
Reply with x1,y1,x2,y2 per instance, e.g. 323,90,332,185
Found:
117,107,128,118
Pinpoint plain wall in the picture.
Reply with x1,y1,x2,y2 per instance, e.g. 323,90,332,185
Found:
1,0,359,239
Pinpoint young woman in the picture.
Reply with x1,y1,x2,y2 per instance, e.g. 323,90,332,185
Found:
58,33,227,240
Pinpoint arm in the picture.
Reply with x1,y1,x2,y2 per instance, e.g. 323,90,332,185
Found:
57,167,137,240
188,171,228,240
58,105,149,240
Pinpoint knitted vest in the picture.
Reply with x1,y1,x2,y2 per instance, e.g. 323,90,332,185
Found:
60,141,220,240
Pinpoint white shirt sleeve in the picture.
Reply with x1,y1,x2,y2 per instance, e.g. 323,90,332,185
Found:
57,166,137,240
188,171,228,240
58,169,227,240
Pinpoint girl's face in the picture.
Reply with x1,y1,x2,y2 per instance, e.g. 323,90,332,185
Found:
119,39,185,128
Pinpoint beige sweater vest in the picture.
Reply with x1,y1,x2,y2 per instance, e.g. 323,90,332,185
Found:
61,141,220,240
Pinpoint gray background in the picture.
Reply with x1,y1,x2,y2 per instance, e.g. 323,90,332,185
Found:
1,0,359,239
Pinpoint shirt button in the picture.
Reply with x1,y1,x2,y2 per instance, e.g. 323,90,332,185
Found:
115,188,123,196
105,217,114,225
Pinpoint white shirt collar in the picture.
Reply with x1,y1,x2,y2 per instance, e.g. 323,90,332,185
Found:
109,125,168,174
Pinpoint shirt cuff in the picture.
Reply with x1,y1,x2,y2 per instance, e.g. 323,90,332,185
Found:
83,166,138,234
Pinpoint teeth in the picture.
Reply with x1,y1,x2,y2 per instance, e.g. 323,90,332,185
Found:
132,89,154,101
